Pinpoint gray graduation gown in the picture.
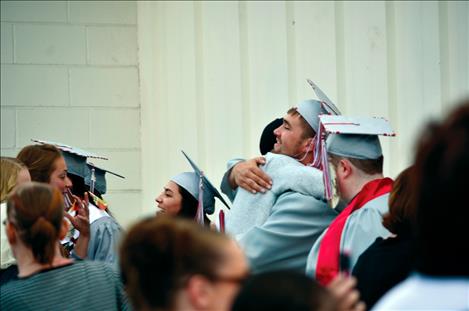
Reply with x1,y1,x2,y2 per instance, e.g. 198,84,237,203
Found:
305,193,392,277
221,153,338,273
87,203,122,264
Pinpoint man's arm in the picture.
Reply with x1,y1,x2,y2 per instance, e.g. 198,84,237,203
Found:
220,158,244,202
238,191,337,273
220,157,272,201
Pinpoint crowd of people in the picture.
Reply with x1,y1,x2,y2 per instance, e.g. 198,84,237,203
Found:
0,81,468,310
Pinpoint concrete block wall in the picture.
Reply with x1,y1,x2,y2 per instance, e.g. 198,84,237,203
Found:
1,1,142,229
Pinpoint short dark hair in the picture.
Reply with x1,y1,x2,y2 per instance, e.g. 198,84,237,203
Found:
413,100,469,276
287,107,316,139
259,118,283,155
329,154,384,175
120,216,230,310
232,270,336,311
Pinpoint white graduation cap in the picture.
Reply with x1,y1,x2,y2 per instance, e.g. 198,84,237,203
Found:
296,80,341,169
306,79,341,116
317,116,396,204
171,151,230,225
320,115,396,159
297,79,341,133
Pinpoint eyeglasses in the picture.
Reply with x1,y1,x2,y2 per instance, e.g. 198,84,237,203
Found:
2,218,15,227
2,217,18,228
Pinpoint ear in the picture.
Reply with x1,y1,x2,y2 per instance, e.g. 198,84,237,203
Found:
59,218,69,240
300,137,314,153
186,274,212,310
6,222,17,245
338,159,353,179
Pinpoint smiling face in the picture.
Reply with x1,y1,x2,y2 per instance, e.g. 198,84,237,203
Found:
155,181,183,216
273,113,310,159
48,157,72,194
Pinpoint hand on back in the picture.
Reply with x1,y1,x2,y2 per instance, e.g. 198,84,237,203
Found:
231,157,272,194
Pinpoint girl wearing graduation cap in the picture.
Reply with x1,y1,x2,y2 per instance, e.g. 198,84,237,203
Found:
156,151,230,227
19,140,124,265
16,144,91,260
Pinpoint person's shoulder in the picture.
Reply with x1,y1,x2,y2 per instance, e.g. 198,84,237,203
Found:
71,259,113,272
91,213,121,226
265,152,300,167
361,192,390,214
350,196,389,220
265,153,324,196
90,213,122,232
72,260,120,280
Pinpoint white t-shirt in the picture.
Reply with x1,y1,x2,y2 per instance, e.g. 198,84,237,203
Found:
1,202,15,269
373,273,469,311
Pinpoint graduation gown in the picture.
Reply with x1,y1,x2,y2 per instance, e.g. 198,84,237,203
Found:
87,203,122,264
306,178,393,284
69,203,122,264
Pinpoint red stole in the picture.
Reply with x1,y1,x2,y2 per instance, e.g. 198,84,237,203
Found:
315,178,393,286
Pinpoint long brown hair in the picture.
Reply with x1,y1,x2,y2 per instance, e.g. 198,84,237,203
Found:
17,144,62,183
7,182,64,264
382,166,416,235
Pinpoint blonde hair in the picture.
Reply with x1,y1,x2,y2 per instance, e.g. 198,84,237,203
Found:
1,157,27,202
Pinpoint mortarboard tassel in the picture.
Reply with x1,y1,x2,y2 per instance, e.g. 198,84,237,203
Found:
219,210,225,233
322,139,333,202
311,125,327,170
195,172,205,226
90,166,96,194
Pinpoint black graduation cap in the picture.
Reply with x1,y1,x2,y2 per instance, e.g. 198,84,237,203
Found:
31,139,124,194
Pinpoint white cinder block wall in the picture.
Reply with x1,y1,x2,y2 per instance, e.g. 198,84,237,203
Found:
1,1,142,229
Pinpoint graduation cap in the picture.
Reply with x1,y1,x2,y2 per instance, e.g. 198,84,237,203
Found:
293,80,342,169
296,80,342,133
83,163,124,194
171,151,230,225
317,116,395,203
320,115,396,160
307,79,341,115
31,139,124,195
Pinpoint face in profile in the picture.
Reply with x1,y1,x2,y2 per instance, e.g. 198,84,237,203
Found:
206,240,249,311
155,181,183,216
273,113,308,159
49,156,72,194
